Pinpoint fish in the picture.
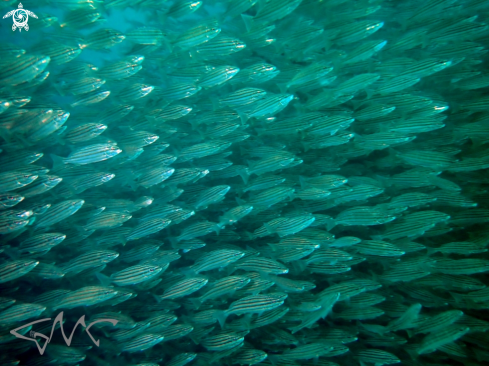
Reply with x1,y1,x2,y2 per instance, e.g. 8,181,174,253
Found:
0,0,488,364
156,277,209,300
52,286,119,310
187,249,244,273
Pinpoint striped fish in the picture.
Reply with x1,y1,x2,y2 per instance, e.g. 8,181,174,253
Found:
64,123,107,143
271,276,315,293
274,247,315,262
222,293,287,326
305,249,353,264
109,264,164,286
354,240,405,257
194,276,250,307
202,332,244,351
84,211,132,231
63,143,122,165
167,353,197,366
0,259,39,283
0,193,24,209
190,249,244,273
219,88,266,107
257,215,316,237
176,220,219,242
145,313,178,332
329,236,362,248
348,293,386,309
173,21,221,50
335,207,395,227
199,66,240,88
250,307,290,329
126,218,171,241
14,232,66,256
307,262,351,274
195,36,246,57
194,185,231,209
336,307,385,321
120,333,164,353
136,167,175,188
413,310,464,335
417,325,470,355
157,277,208,300
111,322,150,342
62,250,119,274
233,349,268,365
45,345,86,364
178,142,230,162
89,312,136,330
0,297,15,310
53,286,118,310
29,262,66,279
158,324,194,341
356,349,400,365
248,186,295,208
0,172,38,193
35,199,85,228
318,282,366,301
280,343,334,360
0,303,45,325
35,289,71,308
432,258,489,275
189,309,220,325
235,257,288,274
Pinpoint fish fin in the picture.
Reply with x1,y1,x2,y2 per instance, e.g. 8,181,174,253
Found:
449,291,465,303
215,310,228,329
405,346,420,360
50,154,66,170
237,110,249,124
15,133,35,147
241,14,254,32
209,95,221,111
277,83,289,93
152,293,163,303
290,260,307,273
241,313,252,329
298,175,308,190
241,230,256,241
325,217,336,231
95,272,112,287
238,167,250,184
53,81,67,97
180,266,198,277
361,322,387,335
235,197,247,206
189,297,202,310
3,246,19,260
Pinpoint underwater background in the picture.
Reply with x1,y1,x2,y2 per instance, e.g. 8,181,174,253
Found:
1,0,489,365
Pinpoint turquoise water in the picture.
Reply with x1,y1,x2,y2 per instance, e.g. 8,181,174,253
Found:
0,0,489,365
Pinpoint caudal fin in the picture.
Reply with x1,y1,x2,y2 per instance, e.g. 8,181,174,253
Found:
215,310,228,329
95,272,112,287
